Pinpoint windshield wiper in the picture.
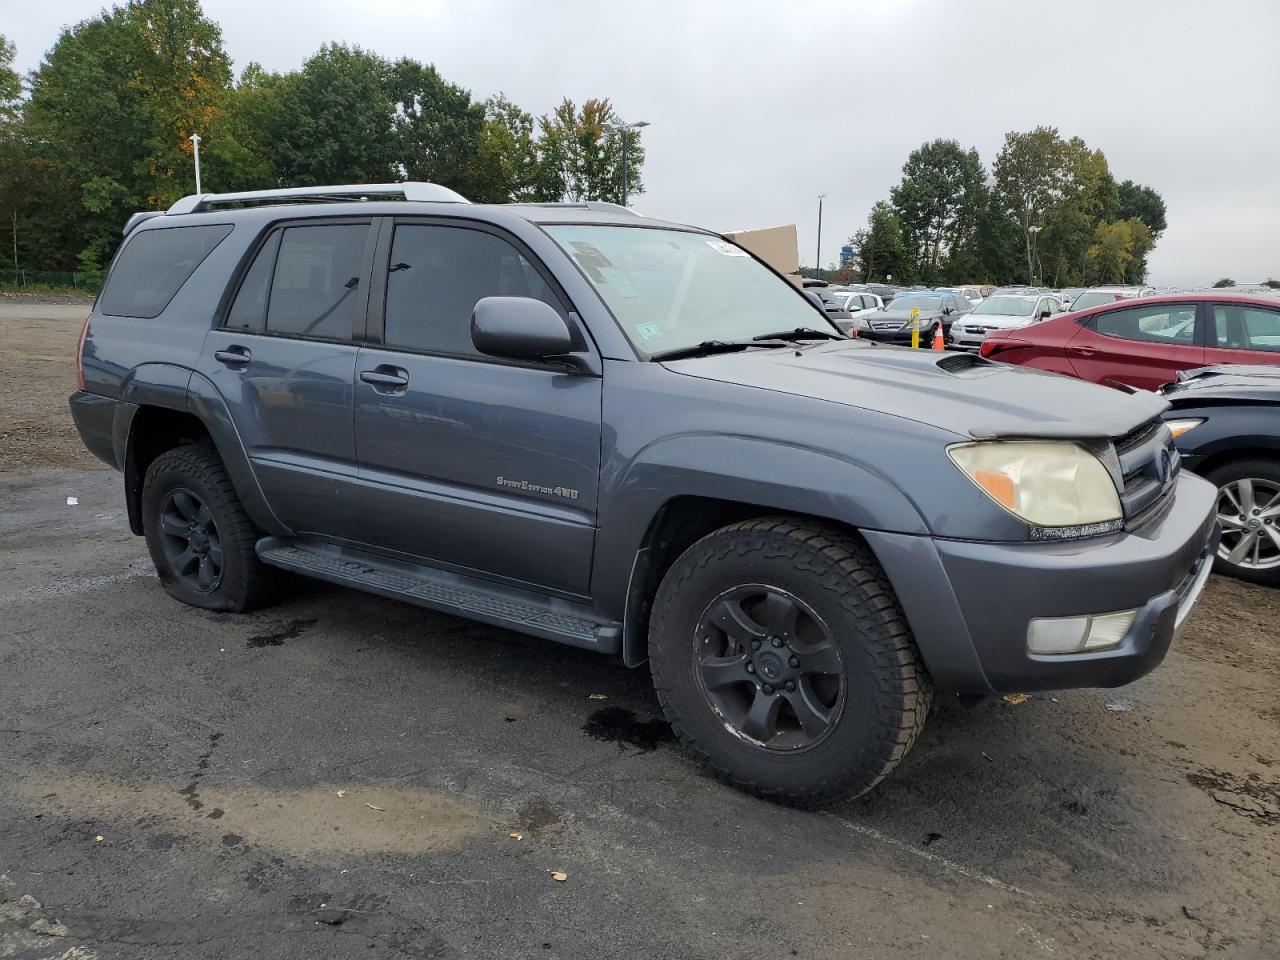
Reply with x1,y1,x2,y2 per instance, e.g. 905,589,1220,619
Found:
650,339,786,362
752,327,844,342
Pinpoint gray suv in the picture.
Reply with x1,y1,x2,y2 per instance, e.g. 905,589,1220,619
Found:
70,182,1218,805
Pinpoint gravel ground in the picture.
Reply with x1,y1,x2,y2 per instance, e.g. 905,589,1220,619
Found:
1,301,1276,959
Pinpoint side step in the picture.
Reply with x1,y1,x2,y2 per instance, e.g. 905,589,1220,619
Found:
256,537,621,654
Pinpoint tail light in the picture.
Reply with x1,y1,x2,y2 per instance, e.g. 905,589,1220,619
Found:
75,314,91,390
979,339,1000,359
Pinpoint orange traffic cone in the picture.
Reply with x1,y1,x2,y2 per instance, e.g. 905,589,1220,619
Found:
932,323,946,351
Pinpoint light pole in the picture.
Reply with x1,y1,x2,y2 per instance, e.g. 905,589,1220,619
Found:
606,119,649,207
816,193,828,281
1027,224,1042,285
189,133,203,195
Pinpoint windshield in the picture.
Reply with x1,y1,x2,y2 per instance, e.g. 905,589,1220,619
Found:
1071,291,1123,311
973,296,1037,316
544,226,833,356
886,294,944,312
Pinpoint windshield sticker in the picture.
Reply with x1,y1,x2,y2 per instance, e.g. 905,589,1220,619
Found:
633,322,664,341
705,240,749,257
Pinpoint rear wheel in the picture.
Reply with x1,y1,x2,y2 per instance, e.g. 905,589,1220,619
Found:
1205,458,1280,587
649,517,932,806
142,444,273,611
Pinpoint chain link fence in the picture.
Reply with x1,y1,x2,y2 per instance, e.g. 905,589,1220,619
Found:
0,269,102,293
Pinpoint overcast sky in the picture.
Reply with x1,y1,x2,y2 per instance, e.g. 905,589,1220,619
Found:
7,0,1279,285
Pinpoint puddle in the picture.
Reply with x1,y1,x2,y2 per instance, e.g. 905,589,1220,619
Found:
246,618,317,648
12,772,489,854
583,706,674,751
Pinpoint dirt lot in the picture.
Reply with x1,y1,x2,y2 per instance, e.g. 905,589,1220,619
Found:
0,301,1277,958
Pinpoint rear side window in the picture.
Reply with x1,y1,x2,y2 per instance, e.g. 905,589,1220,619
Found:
265,224,370,340
1092,303,1197,345
1213,303,1280,352
99,224,233,318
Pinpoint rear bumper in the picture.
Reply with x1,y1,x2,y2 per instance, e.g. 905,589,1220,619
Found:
865,471,1219,694
68,390,121,468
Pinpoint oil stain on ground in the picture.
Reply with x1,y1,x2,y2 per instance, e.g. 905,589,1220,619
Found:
583,706,674,752
246,618,317,648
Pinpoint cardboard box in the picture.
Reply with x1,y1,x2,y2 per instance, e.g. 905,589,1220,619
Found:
722,224,799,278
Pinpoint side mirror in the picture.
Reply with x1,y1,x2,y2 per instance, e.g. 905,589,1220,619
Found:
471,297,580,368
804,291,827,312
1039,309,1051,319
943,306,953,316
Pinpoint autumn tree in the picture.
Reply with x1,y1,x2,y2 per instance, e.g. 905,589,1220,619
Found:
538,98,645,203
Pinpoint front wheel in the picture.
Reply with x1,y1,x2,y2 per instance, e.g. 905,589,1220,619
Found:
1205,458,1280,587
648,517,932,806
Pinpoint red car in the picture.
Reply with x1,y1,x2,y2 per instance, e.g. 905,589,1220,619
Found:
980,293,1280,390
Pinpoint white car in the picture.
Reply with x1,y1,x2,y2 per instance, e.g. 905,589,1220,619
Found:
829,291,884,332
949,294,1062,350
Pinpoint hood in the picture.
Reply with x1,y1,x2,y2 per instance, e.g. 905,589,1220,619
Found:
1161,364,1280,404
663,340,1168,440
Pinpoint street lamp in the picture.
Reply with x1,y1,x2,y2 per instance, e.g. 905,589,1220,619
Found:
189,133,203,195
816,193,828,281
1027,225,1042,285
605,119,649,207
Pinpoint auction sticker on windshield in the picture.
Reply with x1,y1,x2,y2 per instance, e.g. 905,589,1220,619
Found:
705,240,749,257
634,323,664,341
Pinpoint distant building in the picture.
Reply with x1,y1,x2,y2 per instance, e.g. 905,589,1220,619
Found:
840,243,854,267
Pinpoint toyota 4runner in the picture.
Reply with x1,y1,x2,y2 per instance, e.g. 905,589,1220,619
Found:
70,182,1219,805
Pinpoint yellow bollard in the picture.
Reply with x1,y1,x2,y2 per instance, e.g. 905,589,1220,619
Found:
910,308,921,349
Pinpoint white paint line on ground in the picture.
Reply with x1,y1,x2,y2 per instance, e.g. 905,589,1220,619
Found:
827,813,1035,899
0,561,154,606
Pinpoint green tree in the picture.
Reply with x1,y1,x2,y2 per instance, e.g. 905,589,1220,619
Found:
537,98,644,203
0,35,20,125
392,59,484,197
23,0,238,268
261,44,396,187
889,139,984,283
472,93,549,202
1213,278,1236,288
1084,218,1150,284
852,201,907,282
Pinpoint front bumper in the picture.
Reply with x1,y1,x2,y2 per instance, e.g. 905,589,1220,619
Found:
864,472,1219,694
855,322,946,344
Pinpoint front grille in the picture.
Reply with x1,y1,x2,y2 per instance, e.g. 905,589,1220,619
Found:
1115,418,1179,524
870,321,902,331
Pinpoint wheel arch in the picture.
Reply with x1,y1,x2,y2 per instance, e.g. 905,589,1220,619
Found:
619,496,879,668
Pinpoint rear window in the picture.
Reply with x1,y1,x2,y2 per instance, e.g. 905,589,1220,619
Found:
99,224,233,318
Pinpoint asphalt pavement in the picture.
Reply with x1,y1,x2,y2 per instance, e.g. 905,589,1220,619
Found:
1,466,1277,959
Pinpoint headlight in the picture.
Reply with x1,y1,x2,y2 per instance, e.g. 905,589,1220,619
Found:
947,441,1122,529
1164,417,1204,438
853,316,871,329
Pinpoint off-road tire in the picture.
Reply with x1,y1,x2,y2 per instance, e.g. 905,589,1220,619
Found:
141,443,272,612
649,516,932,807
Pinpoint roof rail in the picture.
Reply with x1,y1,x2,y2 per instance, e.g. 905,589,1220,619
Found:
517,201,641,216
167,182,469,215
122,210,165,236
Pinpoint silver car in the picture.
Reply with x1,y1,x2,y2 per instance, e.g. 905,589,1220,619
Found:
949,294,1061,350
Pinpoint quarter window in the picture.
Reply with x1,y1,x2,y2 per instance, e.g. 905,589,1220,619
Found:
1092,303,1197,345
382,224,563,357
99,224,233,318
1213,304,1280,352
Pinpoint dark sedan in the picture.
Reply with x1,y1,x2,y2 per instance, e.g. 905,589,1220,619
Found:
849,292,970,344
1161,364,1280,586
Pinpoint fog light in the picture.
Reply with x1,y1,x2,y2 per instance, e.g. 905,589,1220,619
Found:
1027,610,1138,655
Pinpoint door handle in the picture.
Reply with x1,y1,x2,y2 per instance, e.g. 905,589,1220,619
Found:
214,347,251,366
359,368,409,389
1070,346,1096,357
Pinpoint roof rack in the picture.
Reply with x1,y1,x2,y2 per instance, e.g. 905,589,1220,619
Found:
166,182,469,215
516,201,640,216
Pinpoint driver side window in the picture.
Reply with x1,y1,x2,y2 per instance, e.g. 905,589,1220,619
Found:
1092,303,1197,345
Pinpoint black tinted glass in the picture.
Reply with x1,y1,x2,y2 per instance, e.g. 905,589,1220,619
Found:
265,224,369,339
224,231,281,332
99,224,233,318
384,225,562,356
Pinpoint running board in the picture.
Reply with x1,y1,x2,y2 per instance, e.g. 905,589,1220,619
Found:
256,537,621,654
